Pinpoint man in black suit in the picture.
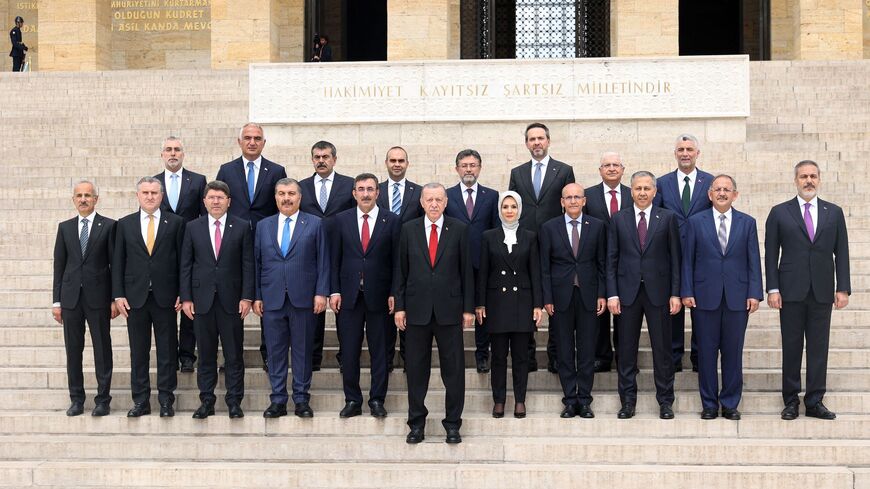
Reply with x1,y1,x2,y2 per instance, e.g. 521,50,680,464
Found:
607,171,681,420
765,160,850,421
113,177,186,418
154,136,207,373
299,140,356,371
215,123,287,369
394,183,474,444
180,180,254,419
52,180,118,417
377,146,423,371
583,152,632,373
329,173,400,418
9,16,26,72
509,122,575,372
540,183,607,419
445,149,500,373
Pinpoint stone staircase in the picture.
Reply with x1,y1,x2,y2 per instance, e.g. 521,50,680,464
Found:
0,60,868,487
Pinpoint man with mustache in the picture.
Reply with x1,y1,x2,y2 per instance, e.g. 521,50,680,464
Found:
765,160,850,421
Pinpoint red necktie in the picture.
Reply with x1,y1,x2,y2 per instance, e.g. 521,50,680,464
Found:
361,214,370,252
609,190,618,217
214,220,222,259
429,223,438,267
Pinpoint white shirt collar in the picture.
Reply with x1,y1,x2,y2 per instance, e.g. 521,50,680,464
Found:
602,181,621,194
164,168,183,180
532,155,551,166
79,211,96,223
279,210,299,222
714,207,733,220
388,177,406,187
141,208,161,221
426,214,445,228
564,212,583,224
796,195,819,209
244,156,262,167
634,204,651,216
318,170,336,183
212,213,227,227
459,182,479,193
357,206,379,220
677,168,698,182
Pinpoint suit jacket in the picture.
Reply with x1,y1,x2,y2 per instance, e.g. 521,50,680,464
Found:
254,212,330,311
681,208,763,311
329,208,400,312
653,169,714,242
299,172,356,220
155,168,207,221
179,214,255,315
394,216,474,326
764,198,850,303
9,27,25,57
477,227,542,333
606,207,681,307
444,183,500,270
539,214,606,312
377,179,423,223
53,214,116,310
112,211,186,309
509,158,575,232
583,183,633,228
215,156,287,231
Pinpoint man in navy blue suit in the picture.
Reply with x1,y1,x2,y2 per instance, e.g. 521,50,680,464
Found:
681,174,762,421
253,178,329,419
653,134,713,373
444,149,499,373
154,136,207,373
329,173,400,418
299,140,356,371
216,123,287,369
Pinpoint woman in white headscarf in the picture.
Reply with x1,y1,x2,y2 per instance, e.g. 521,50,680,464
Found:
475,191,543,418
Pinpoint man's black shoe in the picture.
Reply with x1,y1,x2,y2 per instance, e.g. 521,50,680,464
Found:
476,359,490,373
806,402,836,420
659,404,674,420
445,427,462,444
560,404,577,418
91,402,110,417
294,402,314,418
66,401,84,417
228,404,244,419
721,408,741,420
159,403,175,418
406,428,425,444
701,408,718,420
547,362,558,374
179,359,195,373
781,403,799,421
577,404,594,418
617,403,635,419
192,402,215,419
339,401,362,418
127,403,151,417
369,400,387,418
263,403,287,418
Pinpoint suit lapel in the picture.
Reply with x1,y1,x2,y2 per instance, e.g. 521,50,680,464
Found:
417,221,433,267
576,217,592,258
723,211,743,256
557,217,573,257
253,160,271,203
815,200,830,243
688,173,708,214
668,172,683,215
151,215,172,255
642,209,662,254
178,169,192,211
83,215,105,261
433,220,451,266
215,218,235,264
705,212,724,255
234,160,250,206
471,187,492,221
157,173,171,210
516,162,535,201
538,161,562,202
449,186,469,222
268,215,283,257
364,213,389,256
285,214,305,256
786,201,811,242
402,183,417,216
324,175,343,215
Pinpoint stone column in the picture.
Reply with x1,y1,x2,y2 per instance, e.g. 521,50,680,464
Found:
610,0,679,57
387,0,460,60
38,0,110,71
792,0,863,60
211,0,279,69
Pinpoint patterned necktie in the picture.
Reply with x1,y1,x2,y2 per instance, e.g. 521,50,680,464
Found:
804,202,815,241
609,189,618,217
428,223,438,267
718,214,728,254
637,211,648,252
168,174,179,212
319,178,329,213
214,220,222,259
246,162,255,202
570,219,580,286
465,188,474,219
146,214,155,255
79,218,89,256
361,214,370,252
281,217,292,257
681,175,691,215
533,162,543,199
391,182,401,215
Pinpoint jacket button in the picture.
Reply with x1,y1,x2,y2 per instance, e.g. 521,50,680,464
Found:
513,286,518,291
502,287,507,292
513,271,517,275
501,271,506,275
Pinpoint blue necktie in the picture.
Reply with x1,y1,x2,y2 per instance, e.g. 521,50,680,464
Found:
79,218,89,256
247,162,255,202
168,174,179,212
281,216,292,257
533,162,543,199
319,178,329,213
391,182,401,215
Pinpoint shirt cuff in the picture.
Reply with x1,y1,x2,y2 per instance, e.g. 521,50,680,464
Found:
52,302,60,308
607,296,619,301
768,289,779,294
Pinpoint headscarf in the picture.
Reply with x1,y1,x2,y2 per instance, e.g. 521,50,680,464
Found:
498,191,522,252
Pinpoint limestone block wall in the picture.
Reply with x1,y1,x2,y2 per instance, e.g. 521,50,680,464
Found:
387,0,457,60
792,0,863,60
610,0,679,57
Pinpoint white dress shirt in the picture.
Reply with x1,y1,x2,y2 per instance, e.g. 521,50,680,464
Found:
425,214,444,241
713,207,733,245
358,206,379,239
602,182,622,216
677,168,698,198
277,210,299,249
796,195,819,231
79,211,96,244
458,182,479,206
564,212,583,243
530,154,551,182
318,170,336,201
634,204,652,226
389,178,406,206
209,213,228,257
140,208,161,245
243,156,262,191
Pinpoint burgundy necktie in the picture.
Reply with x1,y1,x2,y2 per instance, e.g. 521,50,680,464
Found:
429,223,438,267
361,214,370,252
214,220,222,259
609,190,618,217
465,188,474,219
638,211,648,251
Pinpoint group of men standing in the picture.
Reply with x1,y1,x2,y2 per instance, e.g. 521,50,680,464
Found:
53,121,850,444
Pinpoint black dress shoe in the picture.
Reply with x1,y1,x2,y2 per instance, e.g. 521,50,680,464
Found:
369,401,387,418
476,359,490,373
560,404,577,418
192,402,215,419
339,401,362,418
91,403,110,417
806,402,836,420
547,362,558,374
673,363,683,373
406,428,425,444
445,427,462,444
261,363,268,373
179,359,195,373
492,403,505,419
263,402,287,418
721,408,741,420
527,360,538,372
127,403,151,418
781,403,799,421
311,365,321,372
294,402,314,418
514,402,526,419
159,403,175,418
701,408,718,420
228,404,244,419
659,404,675,420
66,401,84,417
577,404,595,418
593,360,611,373
691,363,699,373
617,404,636,419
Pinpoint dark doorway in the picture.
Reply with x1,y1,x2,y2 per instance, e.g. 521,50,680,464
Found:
306,0,387,62
679,0,770,60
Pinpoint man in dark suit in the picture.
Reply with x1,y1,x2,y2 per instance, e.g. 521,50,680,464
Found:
299,140,356,371
394,183,474,444
154,136,207,373
540,183,606,419
329,173,400,418
765,160,850,421
583,152,632,373
254,178,329,419
377,146,423,371
52,180,118,417
113,177,186,418
9,16,26,72
508,122,575,372
653,134,713,373
607,171,681,420
445,149,499,373
180,180,254,419
682,174,763,421
215,123,287,369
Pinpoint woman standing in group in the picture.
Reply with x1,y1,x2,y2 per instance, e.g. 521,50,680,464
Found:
476,191,543,418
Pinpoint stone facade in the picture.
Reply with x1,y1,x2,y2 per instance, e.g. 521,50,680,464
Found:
610,0,679,57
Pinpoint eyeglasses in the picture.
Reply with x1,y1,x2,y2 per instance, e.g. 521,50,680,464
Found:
710,187,735,193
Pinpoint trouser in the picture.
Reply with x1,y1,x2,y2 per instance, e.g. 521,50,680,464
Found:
554,287,598,407
489,332,531,403
405,315,465,431
780,289,831,407
62,299,113,405
194,302,245,405
127,292,178,406
263,296,315,404
693,301,748,410
336,291,390,404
